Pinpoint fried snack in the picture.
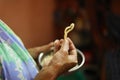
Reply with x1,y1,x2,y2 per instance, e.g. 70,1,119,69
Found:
64,23,75,39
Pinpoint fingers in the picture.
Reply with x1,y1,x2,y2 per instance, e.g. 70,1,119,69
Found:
51,38,78,72
58,38,77,56
67,38,77,55
67,38,76,50
53,38,77,56
37,42,54,53
67,54,78,68
67,38,77,65
54,39,60,53
60,39,69,53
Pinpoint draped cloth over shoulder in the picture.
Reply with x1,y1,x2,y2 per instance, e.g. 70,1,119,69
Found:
0,20,38,80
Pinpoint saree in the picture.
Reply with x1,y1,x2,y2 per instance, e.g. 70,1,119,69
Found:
0,20,38,80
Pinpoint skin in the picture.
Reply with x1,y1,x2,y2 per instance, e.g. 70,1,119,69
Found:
28,42,54,59
30,38,77,80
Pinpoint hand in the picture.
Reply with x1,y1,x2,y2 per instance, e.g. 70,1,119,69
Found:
49,38,78,75
34,38,78,80
28,42,54,59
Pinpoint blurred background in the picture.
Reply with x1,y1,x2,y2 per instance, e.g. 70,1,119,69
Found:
0,0,120,80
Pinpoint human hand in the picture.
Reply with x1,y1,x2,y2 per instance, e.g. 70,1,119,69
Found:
34,38,78,80
48,38,78,76
28,42,54,59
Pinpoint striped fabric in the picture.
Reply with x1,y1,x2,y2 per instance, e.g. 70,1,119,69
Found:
0,20,38,80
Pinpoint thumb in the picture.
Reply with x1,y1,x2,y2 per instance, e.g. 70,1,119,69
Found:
60,39,69,52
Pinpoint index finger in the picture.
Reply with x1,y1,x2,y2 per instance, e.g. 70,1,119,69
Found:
60,39,69,52
67,38,77,55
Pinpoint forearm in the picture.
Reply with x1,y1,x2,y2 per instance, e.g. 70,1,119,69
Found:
28,48,40,59
34,65,59,80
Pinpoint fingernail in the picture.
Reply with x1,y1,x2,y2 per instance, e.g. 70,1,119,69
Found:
54,39,59,43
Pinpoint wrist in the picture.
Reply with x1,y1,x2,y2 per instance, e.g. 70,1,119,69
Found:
48,62,64,77
35,65,60,80
47,64,60,79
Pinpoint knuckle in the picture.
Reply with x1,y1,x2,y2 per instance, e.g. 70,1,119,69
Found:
60,49,68,54
68,56,78,63
74,60,78,64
